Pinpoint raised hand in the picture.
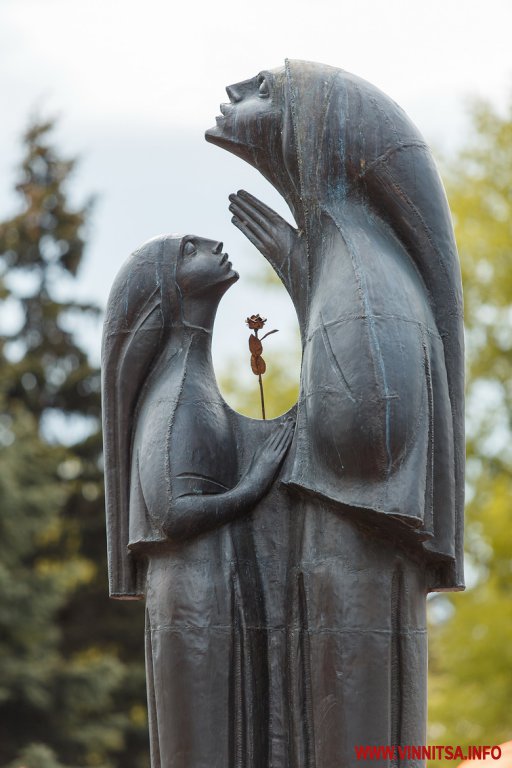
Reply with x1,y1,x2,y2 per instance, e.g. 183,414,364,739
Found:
229,190,306,282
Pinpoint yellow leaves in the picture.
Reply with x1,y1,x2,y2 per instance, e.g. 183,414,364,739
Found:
34,556,97,590
129,704,147,727
428,93,512,757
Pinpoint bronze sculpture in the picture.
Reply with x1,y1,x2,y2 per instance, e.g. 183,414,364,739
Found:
103,60,464,767
102,234,294,764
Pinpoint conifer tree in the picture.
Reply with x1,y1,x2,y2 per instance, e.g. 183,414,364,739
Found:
0,120,147,768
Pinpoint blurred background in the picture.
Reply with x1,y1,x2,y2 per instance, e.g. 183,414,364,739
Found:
0,0,511,765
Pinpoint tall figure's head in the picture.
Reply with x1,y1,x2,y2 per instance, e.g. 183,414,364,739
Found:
206,58,463,365
205,66,303,221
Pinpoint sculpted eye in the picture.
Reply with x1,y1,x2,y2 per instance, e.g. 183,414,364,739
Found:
258,76,270,98
183,240,196,257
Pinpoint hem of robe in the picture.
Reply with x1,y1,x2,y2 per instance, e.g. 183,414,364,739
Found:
281,477,464,592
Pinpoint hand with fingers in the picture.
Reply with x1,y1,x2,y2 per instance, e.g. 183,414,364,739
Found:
242,417,296,498
229,190,306,275
163,418,295,542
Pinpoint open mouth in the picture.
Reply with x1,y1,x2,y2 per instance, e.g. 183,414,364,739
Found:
215,103,231,124
220,253,229,266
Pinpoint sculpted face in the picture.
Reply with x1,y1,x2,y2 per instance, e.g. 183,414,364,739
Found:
176,236,238,296
206,65,304,223
205,67,286,168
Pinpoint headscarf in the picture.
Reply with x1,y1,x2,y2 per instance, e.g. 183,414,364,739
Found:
102,235,183,597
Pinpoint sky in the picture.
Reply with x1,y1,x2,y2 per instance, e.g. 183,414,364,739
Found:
0,0,511,402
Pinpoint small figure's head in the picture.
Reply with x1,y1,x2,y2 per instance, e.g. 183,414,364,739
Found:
177,236,238,300
104,234,238,339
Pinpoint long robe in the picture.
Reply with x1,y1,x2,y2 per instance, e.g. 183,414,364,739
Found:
207,59,465,765
102,236,279,766
130,330,266,767
280,63,464,592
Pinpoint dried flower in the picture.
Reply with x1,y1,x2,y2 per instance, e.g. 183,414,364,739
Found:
245,313,278,419
246,314,266,330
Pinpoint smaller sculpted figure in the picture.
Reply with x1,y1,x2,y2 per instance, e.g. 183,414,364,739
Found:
102,234,293,766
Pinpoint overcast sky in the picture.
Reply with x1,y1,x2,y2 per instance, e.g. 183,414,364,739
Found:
0,0,511,400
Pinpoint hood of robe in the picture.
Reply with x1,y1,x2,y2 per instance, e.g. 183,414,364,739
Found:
102,235,183,598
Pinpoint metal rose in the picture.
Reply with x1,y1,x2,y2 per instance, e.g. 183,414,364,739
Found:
245,313,278,419
246,314,266,330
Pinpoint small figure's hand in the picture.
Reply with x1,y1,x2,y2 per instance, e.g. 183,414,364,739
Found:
242,418,295,498
163,418,295,542
229,190,305,269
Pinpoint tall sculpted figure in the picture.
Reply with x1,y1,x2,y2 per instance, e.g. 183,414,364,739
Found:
102,234,293,766
206,60,465,764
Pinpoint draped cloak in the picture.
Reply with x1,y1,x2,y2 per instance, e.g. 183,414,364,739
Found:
220,60,465,591
103,235,247,595
102,235,273,766
102,235,186,598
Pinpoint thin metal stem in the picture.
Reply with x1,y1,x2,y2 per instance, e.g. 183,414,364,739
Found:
258,374,266,420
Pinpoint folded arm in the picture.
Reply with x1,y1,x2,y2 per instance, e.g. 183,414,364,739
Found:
162,419,294,542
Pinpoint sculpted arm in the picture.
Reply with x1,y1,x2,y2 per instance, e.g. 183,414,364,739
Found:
162,419,294,542
229,190,308,325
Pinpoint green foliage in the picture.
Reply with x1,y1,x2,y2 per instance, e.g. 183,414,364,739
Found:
7,743,69,768
0,120,147,768
0,120,99,423
428,97,512,755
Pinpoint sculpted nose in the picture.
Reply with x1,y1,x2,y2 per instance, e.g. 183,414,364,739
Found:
226,78,254,103
213,242,223,255
226,85,241,104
